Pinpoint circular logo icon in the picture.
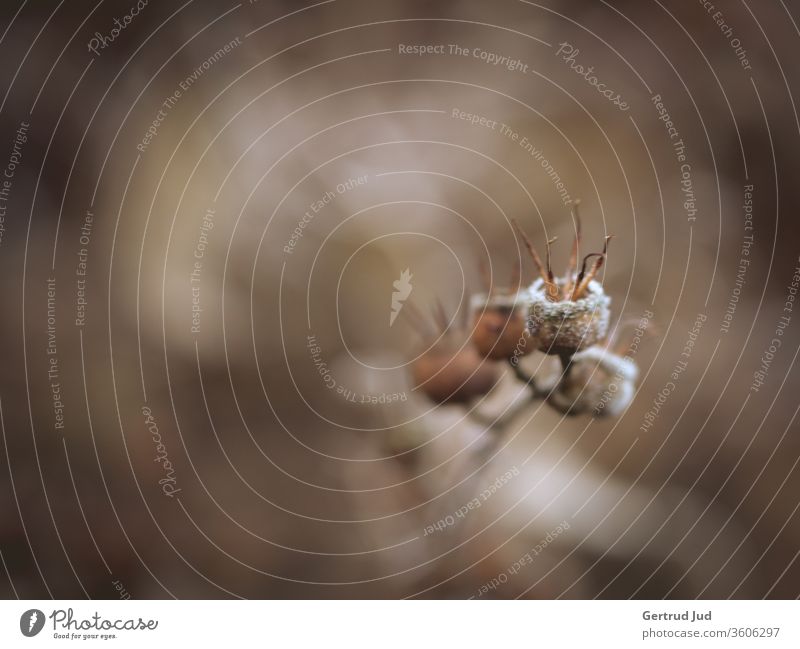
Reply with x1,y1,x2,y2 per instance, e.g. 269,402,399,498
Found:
20,609,45,637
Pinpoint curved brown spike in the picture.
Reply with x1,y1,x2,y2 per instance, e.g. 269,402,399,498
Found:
512,219,547,280
571,253,602,300
545,236,558,280
564,200,583,299
573,235,613,299
545,236,560,301
512,219,560,300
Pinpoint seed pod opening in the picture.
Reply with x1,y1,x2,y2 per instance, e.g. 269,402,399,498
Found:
527,277,610,356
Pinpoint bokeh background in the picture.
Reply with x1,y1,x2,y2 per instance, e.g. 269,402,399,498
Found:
1,0,799,599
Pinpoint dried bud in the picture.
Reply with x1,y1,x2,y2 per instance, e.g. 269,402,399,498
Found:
412,339,499,404
543,347,638,416
406,299,500,404
514,203,613,356
470,292,531,360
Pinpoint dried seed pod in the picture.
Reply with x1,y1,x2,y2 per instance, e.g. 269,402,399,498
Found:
470,292,531,360
543,347,638,416
527,278,610,356
515,205,613,357
411,338,500,404
408,300,500,404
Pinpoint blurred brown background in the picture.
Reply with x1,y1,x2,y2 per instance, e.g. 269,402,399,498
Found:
0,0,799,599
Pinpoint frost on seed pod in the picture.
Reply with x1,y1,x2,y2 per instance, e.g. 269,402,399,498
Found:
470,291,530,360
513,201,612,356
406,300,500,404
527,277,610,356
543,346,638,417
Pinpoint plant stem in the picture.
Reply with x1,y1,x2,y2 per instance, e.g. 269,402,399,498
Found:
559,352,574,382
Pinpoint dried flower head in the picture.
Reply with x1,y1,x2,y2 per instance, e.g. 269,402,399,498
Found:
514,202,612,356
